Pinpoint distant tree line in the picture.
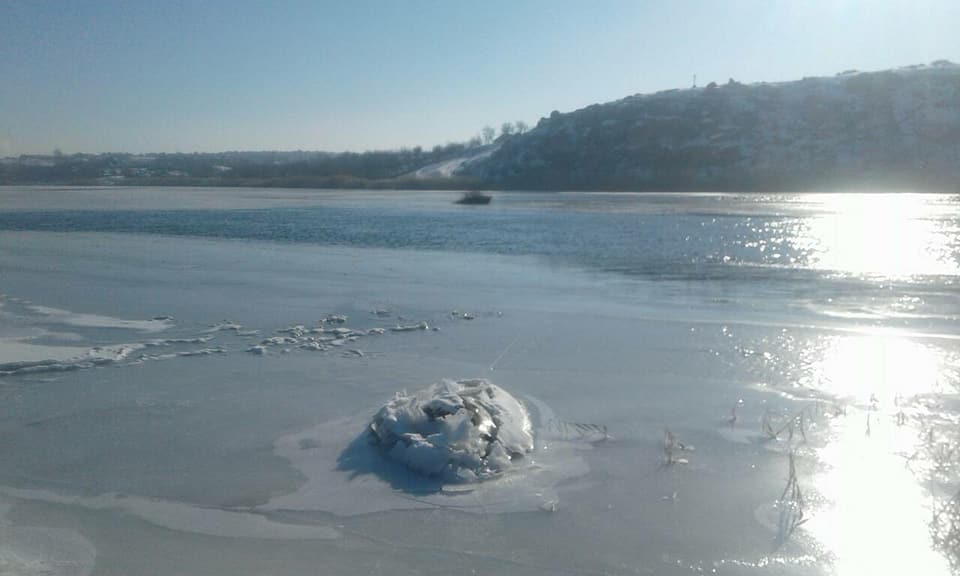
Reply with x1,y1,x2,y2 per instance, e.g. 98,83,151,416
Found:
0,119,533,189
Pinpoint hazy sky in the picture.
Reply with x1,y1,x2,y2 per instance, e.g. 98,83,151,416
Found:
2,0,958,156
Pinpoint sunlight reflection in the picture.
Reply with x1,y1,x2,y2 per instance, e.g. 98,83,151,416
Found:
805,333,953,575
808,413,951,576
814,335,943,409
800,194,959,279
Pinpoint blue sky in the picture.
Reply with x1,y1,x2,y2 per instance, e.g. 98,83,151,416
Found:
1,0,958,155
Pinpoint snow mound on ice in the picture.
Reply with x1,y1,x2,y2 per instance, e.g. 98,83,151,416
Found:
266,386,595,515
368,379,534,482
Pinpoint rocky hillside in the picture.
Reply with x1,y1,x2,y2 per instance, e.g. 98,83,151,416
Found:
470,62,960,191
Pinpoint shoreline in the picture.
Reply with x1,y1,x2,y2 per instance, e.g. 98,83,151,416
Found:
2,179,958,194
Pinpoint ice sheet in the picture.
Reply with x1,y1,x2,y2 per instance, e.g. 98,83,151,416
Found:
0,191,957,575
0,488,339,540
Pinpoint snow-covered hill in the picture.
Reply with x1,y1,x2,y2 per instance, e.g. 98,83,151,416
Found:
472,62,960,191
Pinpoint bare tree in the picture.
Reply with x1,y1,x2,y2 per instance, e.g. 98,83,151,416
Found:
481,126,496,145
515,121,529,134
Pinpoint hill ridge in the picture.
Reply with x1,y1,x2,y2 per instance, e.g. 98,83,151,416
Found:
467,61,960,191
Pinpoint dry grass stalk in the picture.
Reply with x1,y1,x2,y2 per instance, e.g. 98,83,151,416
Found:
762,409,808,444
726,401,740,428
776,451,807,546
662,427,692,465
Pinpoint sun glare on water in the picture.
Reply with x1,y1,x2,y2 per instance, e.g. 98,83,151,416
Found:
808,415,952,575
803,333,957,575
813,335,945,407
799,194,959,279
740,193,960,572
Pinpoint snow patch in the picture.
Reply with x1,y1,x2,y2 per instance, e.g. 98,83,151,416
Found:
408,145,499,179
26,305,173,333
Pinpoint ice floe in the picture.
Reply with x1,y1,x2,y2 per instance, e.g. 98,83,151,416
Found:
0,296,446,380
0,343,145,376
391,321,429,332
204,321,245,333
144,336,215,346
250,322,391,355
172,347,227,358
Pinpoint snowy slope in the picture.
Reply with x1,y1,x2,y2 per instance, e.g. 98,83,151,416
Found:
408,144,498,178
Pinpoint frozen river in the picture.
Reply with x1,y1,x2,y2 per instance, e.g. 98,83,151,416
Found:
0,187,958,575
